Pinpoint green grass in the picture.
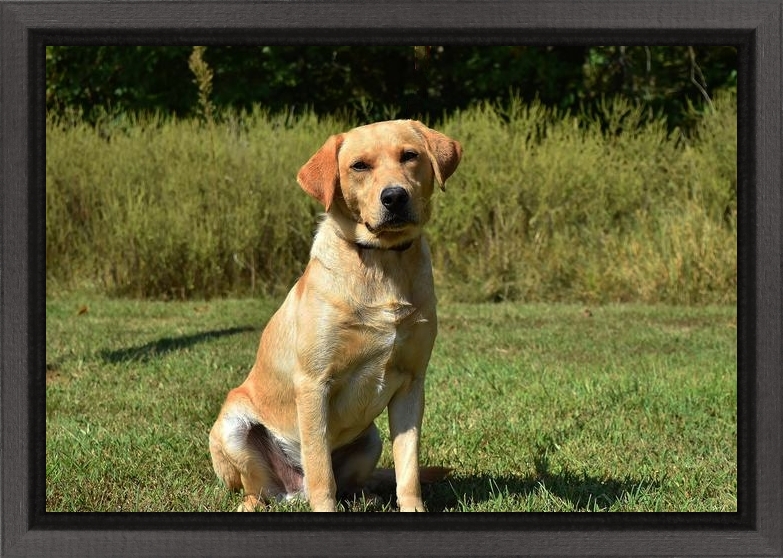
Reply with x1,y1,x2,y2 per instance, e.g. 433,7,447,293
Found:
45,91,737,304
46,295,737,512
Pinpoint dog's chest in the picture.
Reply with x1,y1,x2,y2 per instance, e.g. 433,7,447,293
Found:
327,299,433,435
363,298,420,335
348,300,427,380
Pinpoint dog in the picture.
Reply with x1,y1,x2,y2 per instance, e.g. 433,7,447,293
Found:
209,120,462,512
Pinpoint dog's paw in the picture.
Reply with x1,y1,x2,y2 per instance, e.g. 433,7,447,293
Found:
236,495,262,512
399,505,426,512
398,497,426,512
310,502,337,512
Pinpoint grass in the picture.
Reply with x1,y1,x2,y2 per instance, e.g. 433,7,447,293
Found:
46,294,737,512
45,91,737,304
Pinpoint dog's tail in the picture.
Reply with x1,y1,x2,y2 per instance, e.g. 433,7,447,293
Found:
366,466,452,491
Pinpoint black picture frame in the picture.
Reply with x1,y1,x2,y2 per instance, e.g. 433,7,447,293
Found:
2,1,780,556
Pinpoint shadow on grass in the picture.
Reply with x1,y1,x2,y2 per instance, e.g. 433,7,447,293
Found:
99,326,256,364
423,447,658,511
425,471,655,512
334,467,654,512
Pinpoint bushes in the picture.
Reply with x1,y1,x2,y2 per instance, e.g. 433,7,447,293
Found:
47,110,342,298
429,91,736,304
46,92,736,304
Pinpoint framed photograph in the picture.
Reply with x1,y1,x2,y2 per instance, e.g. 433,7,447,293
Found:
2,1,780,556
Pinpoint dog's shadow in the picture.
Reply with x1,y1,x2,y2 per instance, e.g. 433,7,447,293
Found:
357,463,655,512
373,449,658,512
423,470,655,512
99,326,256,364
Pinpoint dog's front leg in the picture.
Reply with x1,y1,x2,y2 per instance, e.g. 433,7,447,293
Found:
295,378,337,512
388,375,426,512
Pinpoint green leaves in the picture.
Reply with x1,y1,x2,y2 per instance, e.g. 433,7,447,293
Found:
46,46,737,129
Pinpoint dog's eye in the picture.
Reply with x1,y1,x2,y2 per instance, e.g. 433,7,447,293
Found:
350,161,370,171
401,150,419,163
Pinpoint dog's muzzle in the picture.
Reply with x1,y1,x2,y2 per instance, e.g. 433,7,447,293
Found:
365,186,416,233
380,186,410,214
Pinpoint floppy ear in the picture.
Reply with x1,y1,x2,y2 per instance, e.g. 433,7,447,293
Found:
296,133,344,211
413,122,462,191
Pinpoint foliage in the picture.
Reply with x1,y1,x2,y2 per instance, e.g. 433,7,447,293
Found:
46,296,737,512
582,46,737,130
188,46,215,122
46,46,737,129
46,46,196,118
428,90,737,304
46,92,737,304
46,109,340,299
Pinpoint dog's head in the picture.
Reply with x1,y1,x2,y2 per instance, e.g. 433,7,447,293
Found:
297,120,462,249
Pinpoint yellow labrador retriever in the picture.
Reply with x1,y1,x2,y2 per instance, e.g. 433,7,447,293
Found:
209,120,461,512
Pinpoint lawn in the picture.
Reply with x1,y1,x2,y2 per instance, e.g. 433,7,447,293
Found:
45,295,737,512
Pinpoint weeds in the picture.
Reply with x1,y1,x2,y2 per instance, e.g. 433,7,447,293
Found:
46,92,736,303
188,46,215,123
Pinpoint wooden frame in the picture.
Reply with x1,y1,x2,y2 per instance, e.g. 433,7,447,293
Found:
2,1,780,556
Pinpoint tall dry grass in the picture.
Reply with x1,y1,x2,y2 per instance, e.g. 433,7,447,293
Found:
429,92,736,304
46,92,736,303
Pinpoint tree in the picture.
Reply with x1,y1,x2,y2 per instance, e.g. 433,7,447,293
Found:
46,46,737,129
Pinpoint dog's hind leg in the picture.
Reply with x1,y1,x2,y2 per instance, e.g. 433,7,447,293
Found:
209,390,283,511
331,422,383,498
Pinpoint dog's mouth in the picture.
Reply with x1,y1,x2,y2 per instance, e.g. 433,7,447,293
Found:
364,216,415,235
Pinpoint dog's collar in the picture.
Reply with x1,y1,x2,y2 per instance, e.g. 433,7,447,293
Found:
355,239,415,252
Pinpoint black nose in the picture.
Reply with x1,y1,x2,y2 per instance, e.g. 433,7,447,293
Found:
380,186,410,213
